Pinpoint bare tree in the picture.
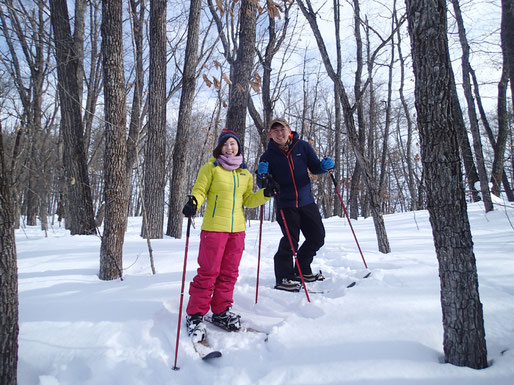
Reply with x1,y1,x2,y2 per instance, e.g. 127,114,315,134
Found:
404,0,487,368
489,0,514,199
0,0,53,229
247,0,293,148
0,120,18,385
126,0,145,191
394,5,418,210
141,0,167,239
450,0,493,212
225,0,258,143
333,0,343,217
166,0,202,238
49,0,96,235
297,0,391,253
492,61,512,198
208,0,258,145
502,0,514,111
99,0,128,280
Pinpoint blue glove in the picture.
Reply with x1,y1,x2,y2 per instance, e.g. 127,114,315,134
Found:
320,157,335,172
257,161,269,175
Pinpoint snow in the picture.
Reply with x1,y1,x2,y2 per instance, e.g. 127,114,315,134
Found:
15,201,514,385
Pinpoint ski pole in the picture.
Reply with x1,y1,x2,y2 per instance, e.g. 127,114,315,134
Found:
255,204,264,304
172,215,192,371
328,170,368,270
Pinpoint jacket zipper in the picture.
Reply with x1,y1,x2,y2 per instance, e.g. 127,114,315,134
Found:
231,171,237,232
281,144,299,208
212,195,218,217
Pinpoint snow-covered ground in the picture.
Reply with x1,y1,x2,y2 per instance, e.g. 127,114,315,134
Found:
15,200,514,385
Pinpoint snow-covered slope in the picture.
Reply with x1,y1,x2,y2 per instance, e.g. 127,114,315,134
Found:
16,202,514,385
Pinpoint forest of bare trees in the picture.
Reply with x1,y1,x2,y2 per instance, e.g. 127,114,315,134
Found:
0,0,512,379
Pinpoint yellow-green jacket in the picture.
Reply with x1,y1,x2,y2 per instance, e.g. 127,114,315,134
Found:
191,157,270,232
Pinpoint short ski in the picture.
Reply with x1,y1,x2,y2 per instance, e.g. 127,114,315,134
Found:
204,315,269,340
192,337,222,360
305,270,371,292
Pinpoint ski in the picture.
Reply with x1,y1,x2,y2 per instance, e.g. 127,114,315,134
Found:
305,270,371,293
204,315,269,340
306,289,331,294
192,336,222,360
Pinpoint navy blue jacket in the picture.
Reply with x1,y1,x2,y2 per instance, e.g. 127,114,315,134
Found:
258,132,326,208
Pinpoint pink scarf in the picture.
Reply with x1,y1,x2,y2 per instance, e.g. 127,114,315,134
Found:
217,154,243,170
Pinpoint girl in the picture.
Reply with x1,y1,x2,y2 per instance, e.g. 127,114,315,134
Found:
182,129,273,340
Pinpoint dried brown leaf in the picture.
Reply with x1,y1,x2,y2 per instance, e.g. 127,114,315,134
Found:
203,74,212,88
222,73,232,85
213,77,221,90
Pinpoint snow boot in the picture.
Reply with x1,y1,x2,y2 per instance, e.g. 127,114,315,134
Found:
186,313,206,342
293,270,325,283
274,278,302,292
211,307,241,331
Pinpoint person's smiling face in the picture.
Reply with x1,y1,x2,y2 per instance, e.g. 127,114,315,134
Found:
269,124,291,146
221,137,239,156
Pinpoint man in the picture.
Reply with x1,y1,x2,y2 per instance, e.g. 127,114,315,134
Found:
257,117,334,292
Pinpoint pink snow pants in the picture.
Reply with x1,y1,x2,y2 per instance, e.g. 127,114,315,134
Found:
186,230,245,315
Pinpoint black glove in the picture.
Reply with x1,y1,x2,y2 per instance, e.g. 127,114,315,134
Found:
182,195,198,217
263,175,280,197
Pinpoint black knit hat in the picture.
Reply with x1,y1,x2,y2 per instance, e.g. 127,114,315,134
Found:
217,129,241,147
213,129,242,157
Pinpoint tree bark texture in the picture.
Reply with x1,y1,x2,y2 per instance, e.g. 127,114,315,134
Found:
225,0,257,146
0,124,19,385
142,0,167,239
167,0,202,238
49,0,96,235
404,0,487,368
99,0,128,280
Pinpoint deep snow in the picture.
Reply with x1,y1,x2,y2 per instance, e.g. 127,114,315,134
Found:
15,200,514,385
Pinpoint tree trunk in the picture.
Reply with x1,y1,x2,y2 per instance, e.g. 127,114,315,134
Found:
49,0,96,235
167,0,202,238
0,122,19,385
225,0,257,144
141,0,167,239
349,0,366,220
126,0,145,214
469,67,514,201
450,0,493,212
502,0,514,111
405,0,487,368
450,74,481,202
99,0,128,281
491,65,510,197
